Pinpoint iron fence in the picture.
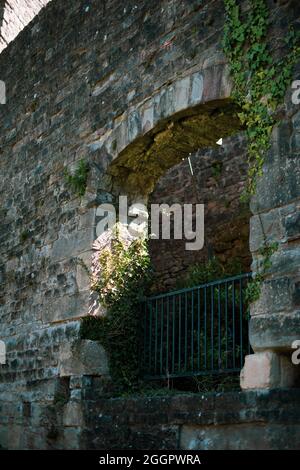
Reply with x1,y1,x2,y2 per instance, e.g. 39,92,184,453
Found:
140,273,251,379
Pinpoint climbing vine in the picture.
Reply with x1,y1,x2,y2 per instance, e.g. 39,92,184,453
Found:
80,232,152,392
223,0,300,302
223,0,300,198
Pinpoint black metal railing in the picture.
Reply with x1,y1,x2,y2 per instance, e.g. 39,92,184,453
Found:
140,273,251,379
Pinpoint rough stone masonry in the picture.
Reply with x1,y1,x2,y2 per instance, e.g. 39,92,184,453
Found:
0,0,300,449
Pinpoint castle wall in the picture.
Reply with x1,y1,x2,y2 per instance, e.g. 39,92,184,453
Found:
0,0,299,449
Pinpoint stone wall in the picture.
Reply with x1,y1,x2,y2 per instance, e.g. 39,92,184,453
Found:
0,0,300,449
81,388,300,450
0,0,51,52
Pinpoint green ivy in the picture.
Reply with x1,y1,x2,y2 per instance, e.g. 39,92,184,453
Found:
80,233,152,392
64,159,89,197
223,0,299,304
223,0,300,198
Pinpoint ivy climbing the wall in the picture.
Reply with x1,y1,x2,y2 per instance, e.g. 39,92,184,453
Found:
223,0,300,198
223,0,300,303
80,232,152,392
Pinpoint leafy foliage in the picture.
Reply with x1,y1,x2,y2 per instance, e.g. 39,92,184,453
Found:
80,234,152,392
223,0,300,198
179,256,243,289
223,0,298,304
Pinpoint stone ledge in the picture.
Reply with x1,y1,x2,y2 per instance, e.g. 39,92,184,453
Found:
81,389,300,450
83,388,300,427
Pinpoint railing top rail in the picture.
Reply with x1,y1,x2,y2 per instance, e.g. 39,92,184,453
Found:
142,272,252,301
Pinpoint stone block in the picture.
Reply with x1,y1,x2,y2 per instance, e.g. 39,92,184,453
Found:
75,251,92,292
63,402,83,427
250,278,294,317
284,211,300,241
70,389,82,401
240,352,298,390
250,312,300,351
127,110,141,142
51,229,94,262
180,423,300,450
63,427,82,449
58,339,109,377
252,150,300,214
42,291,90,323
190,72,203,105
174,76,190,113
141,103,154,134
267,247,300,277
249,210,283,253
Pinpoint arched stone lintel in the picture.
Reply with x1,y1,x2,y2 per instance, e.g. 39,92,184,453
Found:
87,64,234,162
86,64,242,199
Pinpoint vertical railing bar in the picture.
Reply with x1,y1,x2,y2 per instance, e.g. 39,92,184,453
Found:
160,298,164,375
184,291,188,371
166,296,170,376
191,289,194,371
218,284,221,370
172,295,175,374
204,286,207,369
178,294,182,373
155,298,158,374
143,301,147,374
232,280,236,370
225,282,228,370
211,285,214,371
149,301,152,371
197,288,201,371
239,278,243,368
246,278,251,356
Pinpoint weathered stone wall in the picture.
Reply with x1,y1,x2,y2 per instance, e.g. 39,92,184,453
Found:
0,0,299,449
149,133,251,291
82,388,300,450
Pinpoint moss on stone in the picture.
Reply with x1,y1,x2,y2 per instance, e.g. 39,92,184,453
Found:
109,99,243,198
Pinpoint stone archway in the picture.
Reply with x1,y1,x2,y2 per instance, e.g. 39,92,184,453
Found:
87,64,254,387
87,63,300,391
88,66,242,202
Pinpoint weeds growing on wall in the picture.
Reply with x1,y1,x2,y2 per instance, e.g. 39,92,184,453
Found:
64,159,89,197
80,234,152,392
245,241,278,304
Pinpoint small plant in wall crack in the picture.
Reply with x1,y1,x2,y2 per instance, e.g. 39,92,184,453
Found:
64,159,89,197
245,241,278,305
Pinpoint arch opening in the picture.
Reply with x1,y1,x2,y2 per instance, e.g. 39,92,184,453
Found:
95,93,252,390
